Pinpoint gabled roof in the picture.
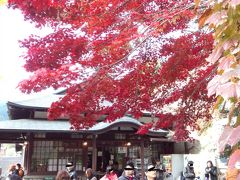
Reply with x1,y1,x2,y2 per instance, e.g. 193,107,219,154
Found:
7,94,63,109
0,116,167,136
7,94,112,110
6,94,168,136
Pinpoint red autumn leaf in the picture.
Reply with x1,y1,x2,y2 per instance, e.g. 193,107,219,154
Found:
9,0,215,140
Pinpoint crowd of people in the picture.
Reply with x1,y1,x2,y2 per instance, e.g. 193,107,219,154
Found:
55,159,218,180
181,160,218,180
54,159,165,180
8,159,237,180
56,161,156,180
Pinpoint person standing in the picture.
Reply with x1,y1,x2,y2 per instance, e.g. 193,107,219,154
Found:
145,165,157,180
113,161,122,177
155,159,165,180
15,164,24,179
100,166,118,180
85,168,97,180
6,165,21,180
183,161,195,180
205,161,217,180
66,162,78,180
118,162,138,180
56,170,70,180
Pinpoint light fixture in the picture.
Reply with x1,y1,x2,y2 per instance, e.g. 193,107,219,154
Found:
24,141,28,146
126,142,131,146
83,141,88,146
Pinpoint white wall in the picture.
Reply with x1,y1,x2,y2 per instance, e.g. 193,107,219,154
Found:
172,154,184,180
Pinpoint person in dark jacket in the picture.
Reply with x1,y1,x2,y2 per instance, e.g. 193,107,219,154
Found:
205,161,217,180
118,162,138,180
15,164,24,179
154,159,165,180
183,161,195,180
113,161,123,177
7,164,21,180
66,162,78,180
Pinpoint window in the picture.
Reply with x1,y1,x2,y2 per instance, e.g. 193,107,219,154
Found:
128,146,139,159
115,133,126,140
31,140,83,173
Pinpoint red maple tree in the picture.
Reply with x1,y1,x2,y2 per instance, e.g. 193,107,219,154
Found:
8,0,215,140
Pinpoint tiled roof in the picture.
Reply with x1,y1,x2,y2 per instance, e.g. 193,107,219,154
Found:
8,94,112,109
0,116,167,136
0,119,70,131
8,95,63,109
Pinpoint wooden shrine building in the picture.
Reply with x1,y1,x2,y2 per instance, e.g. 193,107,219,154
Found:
0,93,200,179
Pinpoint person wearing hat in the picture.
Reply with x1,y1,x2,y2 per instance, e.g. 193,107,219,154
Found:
66,162,78,180
205,160,217,180
183,161,195,180
118,162,138,180
145,165,157,180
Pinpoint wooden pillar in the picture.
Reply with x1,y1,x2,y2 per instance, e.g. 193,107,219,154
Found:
82,141,88,172
184,142,189,154
92,135,97,171
23,143,27,171
140,139,145,180
26,133,33,175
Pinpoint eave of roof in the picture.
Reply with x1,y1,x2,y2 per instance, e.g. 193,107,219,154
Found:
0,116,168,136
7,95,154,118
7,94,63,109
